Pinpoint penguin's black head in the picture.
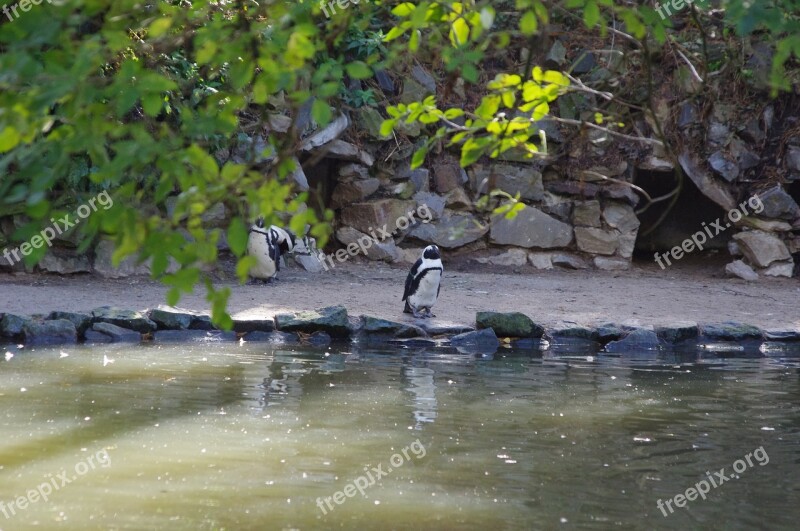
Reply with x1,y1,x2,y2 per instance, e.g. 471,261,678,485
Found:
255,217,265,229
422,245,440,260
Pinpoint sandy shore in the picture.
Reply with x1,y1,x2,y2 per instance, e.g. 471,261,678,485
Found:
1,256,798,330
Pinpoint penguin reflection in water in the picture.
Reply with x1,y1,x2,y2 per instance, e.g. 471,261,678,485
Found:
247,218,297,284
402,245,443,318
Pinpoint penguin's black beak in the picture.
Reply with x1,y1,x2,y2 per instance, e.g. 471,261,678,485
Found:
256,217,265,228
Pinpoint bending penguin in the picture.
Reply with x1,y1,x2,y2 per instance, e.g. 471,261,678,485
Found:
402,245,443,318
247,218,297,283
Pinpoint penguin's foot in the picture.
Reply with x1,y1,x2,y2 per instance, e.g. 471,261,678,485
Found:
411,308,426,319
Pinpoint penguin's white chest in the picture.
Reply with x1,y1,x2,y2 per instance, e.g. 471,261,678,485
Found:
409,268,441,308
247,232,277,279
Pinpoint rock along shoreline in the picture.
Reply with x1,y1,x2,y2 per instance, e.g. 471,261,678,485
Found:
2,305,799,356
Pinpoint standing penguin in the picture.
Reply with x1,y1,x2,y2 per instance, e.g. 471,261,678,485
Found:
247,218,297,283
402,245,443,318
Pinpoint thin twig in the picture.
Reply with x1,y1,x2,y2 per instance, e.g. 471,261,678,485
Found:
675,49,703,83
549,116,664,147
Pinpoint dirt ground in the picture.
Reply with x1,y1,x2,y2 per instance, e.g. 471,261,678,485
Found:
1,253,798,330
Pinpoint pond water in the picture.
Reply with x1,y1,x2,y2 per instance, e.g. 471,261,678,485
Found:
1,340,799,530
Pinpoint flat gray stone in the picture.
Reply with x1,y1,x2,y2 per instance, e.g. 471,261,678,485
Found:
699,322,763,341
572,201,601,227
758,185,799,219
92,306,157,333
275,306,350,338
602,203,641,233
490,205,572,249
762,260,794,278
552,253,590,270
725,260,759,281
148,307,194,330
733,231,791,268
409,212,488,249
594,256,630,271
575,227,618,255
360,316,426,339
475,249,528,267
89,322,141,343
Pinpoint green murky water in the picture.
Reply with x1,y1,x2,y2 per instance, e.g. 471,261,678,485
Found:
1,341,799,530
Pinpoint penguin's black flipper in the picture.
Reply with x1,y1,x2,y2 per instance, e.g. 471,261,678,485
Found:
402,258,422,301
403,300,413,314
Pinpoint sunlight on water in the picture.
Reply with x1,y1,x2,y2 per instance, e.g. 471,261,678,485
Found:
1,341,799,530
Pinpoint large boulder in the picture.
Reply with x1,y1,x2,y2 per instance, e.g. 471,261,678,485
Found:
47,311,92,337
1,313,32,338
476,311,544,338
275,306,351,338
733,230,791,268
22,319,77,345
490,205,573,248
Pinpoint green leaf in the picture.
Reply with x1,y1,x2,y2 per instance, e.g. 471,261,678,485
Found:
520,11,538,36
380,119,396,137
148,17,172,38
227,217,249,257
450,17,470,46
142,93,163,117
384,26,406,42
584,1,601,28
345,61,372,79
312,99,333,127
0,127,21,153
392,3,415,16
411,145,429,169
